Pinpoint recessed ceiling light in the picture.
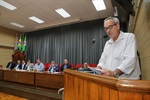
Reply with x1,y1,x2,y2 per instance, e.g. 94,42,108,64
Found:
10,22,24,28
55,8,71,18
29,16,44,24
92,0,106,11
0,0,17,10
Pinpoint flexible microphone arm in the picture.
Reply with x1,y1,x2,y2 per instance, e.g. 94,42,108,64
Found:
84,35,108,63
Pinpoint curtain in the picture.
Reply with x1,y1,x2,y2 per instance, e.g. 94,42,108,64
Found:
25,19,124,66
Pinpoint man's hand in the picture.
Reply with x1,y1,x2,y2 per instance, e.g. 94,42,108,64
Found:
101,68,123,77
96,66,114,77
101,69,114,77
97,66,102,69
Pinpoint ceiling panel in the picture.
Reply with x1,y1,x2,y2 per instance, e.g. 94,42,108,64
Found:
0,0,115,32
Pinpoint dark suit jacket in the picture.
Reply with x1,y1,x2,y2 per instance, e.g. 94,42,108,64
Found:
61,64,71,72
6,62,16,69
48,64,59,72
21,64,27,70
14,64,22,70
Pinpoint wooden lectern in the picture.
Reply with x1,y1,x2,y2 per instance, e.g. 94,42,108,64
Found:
64,69,150,100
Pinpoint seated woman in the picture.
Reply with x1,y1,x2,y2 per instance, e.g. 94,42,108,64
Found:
48,61,59,73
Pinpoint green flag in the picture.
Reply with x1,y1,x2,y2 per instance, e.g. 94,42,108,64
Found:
18,35,22,50
22,36,26,51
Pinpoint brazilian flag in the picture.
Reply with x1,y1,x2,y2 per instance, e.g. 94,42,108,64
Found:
18,35,22,50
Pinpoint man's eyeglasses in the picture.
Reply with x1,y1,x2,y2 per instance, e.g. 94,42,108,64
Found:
104,23,117,31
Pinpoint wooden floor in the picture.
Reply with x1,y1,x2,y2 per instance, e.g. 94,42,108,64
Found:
0,92,28,100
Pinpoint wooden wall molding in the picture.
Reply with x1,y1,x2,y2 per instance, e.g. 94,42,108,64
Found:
0,44,14,48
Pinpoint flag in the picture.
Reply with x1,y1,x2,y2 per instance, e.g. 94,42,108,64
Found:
14,34,18,50
22,35,26,51
18,35,22,50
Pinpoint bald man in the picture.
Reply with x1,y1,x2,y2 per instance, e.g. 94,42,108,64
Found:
34,59,44,71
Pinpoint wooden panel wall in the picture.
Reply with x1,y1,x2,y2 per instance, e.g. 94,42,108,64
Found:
0,26,21,67
3,70,35,85
35,73,64,89
133,0,150,80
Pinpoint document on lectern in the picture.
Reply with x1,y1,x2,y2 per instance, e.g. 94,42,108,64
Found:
88,66,102,75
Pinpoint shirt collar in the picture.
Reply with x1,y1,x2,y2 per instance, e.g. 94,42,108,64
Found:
108,31,125,44
37,63,41,65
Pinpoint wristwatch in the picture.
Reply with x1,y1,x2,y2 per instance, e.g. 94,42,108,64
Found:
113,70,119,78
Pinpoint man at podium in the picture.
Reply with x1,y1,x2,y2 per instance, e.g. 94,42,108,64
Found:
97,17,141,80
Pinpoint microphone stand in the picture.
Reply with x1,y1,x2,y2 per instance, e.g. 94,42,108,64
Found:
84,35,108,63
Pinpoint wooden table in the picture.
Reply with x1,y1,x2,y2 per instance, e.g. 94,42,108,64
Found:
64,69,150,100
0,69,3,80
1,69,64,90
3,70,35,85
35,72,64,89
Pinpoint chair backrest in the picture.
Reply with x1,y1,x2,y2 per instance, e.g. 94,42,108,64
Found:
88,64,97,68
76,64,83,68
70,64,74,68
58,64,61,72
44,63,50,71
47,63,51,67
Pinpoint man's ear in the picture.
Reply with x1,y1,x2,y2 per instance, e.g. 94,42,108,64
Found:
117,23,120,30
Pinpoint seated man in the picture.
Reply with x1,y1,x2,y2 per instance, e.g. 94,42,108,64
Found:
6,59,16,70
48,61,59,73
26,60,34,71
78,62,91,71
82,63,89,68
34,59,44,71
14,60,22,70
21,60,26,70
61,59,71,72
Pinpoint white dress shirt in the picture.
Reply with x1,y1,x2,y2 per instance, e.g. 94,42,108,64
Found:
22,64,25,70
15,64,19,70
27,63,34,71
98,31,141,79
34,63,44,71
50,67,54,73
8,64,12,69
